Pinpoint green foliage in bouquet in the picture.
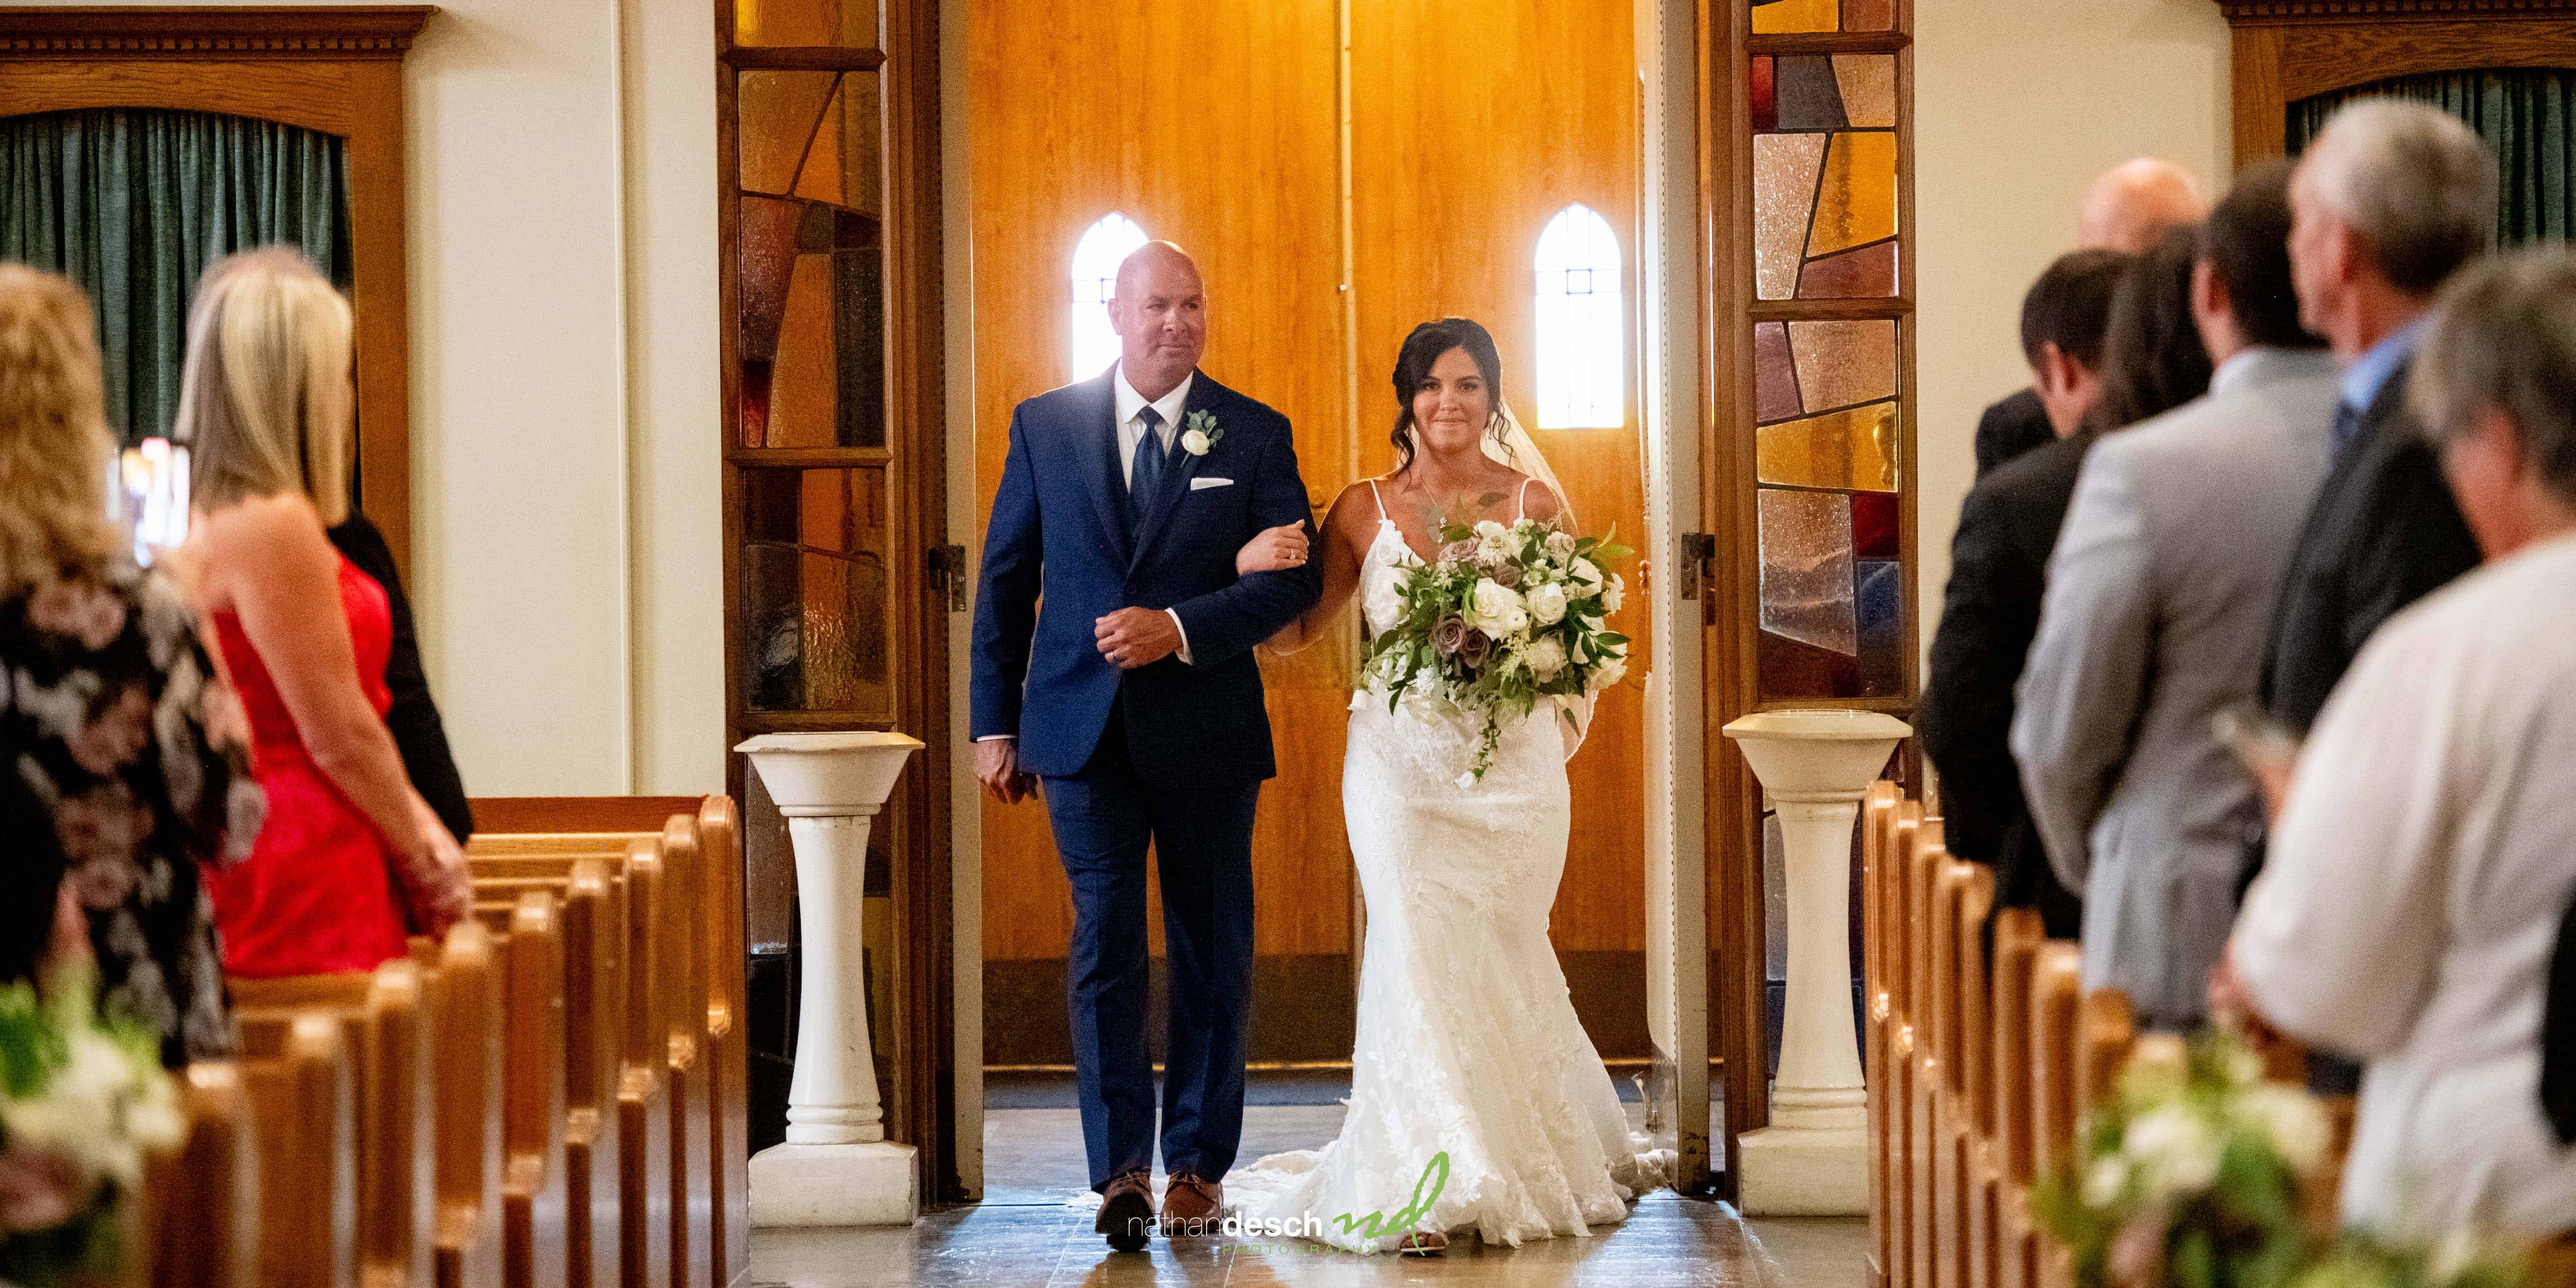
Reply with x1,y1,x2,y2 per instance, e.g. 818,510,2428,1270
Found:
2283,1231,2532,1288
1359,507,1633,780
2035,1030,2331,1288
0,974,183,1288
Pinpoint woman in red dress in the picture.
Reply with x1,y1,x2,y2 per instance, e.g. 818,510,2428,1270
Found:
176,248,469,978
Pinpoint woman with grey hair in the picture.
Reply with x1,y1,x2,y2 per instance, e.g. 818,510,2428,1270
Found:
2224,245,2576,1241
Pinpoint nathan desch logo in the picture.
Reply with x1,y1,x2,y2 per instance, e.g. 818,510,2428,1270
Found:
1221,1153,1451,1252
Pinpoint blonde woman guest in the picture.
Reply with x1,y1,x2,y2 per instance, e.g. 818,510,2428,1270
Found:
0,264,264,1066
178,248,468,977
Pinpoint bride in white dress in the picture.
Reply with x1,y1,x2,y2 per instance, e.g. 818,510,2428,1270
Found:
1218,317,1666,1255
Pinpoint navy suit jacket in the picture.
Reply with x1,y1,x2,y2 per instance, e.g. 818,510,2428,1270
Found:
969,369,1321,786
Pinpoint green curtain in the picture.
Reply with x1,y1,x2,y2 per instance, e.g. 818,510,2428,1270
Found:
2288,68,2576,248
0,108,351,446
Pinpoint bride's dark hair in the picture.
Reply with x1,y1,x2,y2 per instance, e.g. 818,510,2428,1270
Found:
1390,317,1508,475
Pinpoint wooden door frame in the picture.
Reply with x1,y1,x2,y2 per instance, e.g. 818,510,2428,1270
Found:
1698,0,1919,1199
2217,0,2576,163
0,4,432,584
713,0,955,1207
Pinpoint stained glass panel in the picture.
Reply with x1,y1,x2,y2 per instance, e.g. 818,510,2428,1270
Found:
1810,132,1899,257
1757,488,1855,656
1752,0,1838,34
1842,0,1896,31
764,255,840,448
1755,401,1897,492
1775,56,1848,131
1754,133,1826,301
1833,55,1897,129
1786,319,1897,412
738,71,837,196
1798,240,1897,298
1852,488,1900,558
743,466,892,715
1755,323,1799,424
1855,558,1902,694
1752,57,1777,133
790,72,884,217
736,0,878,49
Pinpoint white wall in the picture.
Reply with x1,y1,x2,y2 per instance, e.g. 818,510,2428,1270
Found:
1914,0,2232,650
93,0,729,795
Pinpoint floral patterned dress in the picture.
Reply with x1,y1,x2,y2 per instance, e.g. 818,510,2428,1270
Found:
0,557,266,1068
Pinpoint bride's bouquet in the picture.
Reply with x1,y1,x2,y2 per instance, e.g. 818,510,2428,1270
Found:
1361,512,1631,782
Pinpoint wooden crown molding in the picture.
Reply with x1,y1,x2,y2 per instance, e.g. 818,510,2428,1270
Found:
2216,0,2576,18
0,6,437,59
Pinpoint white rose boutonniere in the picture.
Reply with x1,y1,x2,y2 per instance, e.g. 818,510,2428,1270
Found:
1181,409,1223,456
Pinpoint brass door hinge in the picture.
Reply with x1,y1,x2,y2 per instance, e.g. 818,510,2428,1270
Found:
926,544,968,612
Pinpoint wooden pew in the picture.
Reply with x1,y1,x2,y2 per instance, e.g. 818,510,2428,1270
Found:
562,862,626,1288
2028,943,2084,1288
1887,800,1924,1288
615,839,676,1288
500,893,571,1288
2076,991,2135,1121
1864,781,1901,1288
657,816,714,1288
235,958,437,1288
236,1010,359,1288
1987,909,2046,1288
695,797,748,1288
146,1062,257,1288
1930,846,1973,1288
428,922,506,1288
1908,816,1948,1288
1952,863,1997,1288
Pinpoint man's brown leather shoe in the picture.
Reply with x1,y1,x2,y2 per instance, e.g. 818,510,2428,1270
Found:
1096,1171,1154,1252
1159,1172,1223,1236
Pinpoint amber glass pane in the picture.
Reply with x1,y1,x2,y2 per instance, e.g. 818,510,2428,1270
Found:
742,466,892,715
790,72,884,217
1755,401,1897,492
735,0,878,49
739,196,886,448
765,256,840,447
1754,133,1825,301
1758,488,1855,656
1752,0,1837,34
737,70,837,196
1786,319,1897,412
1810,132,1898,257
1833,55,1897,129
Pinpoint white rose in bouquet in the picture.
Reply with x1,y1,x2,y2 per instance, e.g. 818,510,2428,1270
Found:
1525,581,1568,626
1545,529,1577,559
1602,573,1625,614
1524,635,1568,681
2122,1104,2222,1202
1569,557,1605,596
1464,579,1528,640
2229,1083,2331,1174
1585,653,1628,693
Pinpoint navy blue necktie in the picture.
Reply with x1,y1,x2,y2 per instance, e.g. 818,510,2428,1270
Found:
2330,399,2365,461
1128,406,1168,532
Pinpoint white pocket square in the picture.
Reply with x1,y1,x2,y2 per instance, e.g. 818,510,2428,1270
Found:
1189,477,1234,490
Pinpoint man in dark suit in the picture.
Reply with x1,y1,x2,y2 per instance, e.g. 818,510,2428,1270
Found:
1918,248,2131,937
2262,101,2493,735
1973,159,2207,479
969,242,1321,1249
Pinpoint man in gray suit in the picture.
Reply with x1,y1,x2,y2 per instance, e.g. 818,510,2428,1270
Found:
2011,163,2338,1030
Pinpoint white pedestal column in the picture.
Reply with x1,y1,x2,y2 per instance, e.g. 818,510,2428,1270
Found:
1721,710,1909,1216
736,731,924,1227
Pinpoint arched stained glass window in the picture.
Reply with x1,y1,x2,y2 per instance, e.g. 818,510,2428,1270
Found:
1533,204,1625,429
1070,212,1149,381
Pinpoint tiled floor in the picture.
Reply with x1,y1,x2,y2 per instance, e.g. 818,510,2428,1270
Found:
748,1094,1869,1288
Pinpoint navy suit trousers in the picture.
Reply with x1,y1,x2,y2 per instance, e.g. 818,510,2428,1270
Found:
1042,707,1259,1191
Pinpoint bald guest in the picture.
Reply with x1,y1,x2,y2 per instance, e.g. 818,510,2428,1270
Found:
1976,159,2208,478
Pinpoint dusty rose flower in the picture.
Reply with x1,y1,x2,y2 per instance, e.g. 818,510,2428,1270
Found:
66,686,151,776
0,1148,80,1233
27,578,126,650
1439,539,1478,566
1457,629,1493,669
1486,559,1522,589
1430,614,1469,658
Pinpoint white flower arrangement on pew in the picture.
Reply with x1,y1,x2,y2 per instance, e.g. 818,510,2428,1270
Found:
1361,509,1631,783
0,974,184,1288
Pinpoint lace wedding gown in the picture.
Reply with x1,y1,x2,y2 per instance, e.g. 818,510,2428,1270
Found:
1220,485,1667,1254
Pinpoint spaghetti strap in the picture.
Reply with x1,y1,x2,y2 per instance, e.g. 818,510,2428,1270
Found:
1367,478,1388,521
1516,478,1533,521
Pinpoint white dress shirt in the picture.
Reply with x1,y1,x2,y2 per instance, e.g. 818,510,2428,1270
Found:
2235,528,2576,1239
975,367,1198,746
